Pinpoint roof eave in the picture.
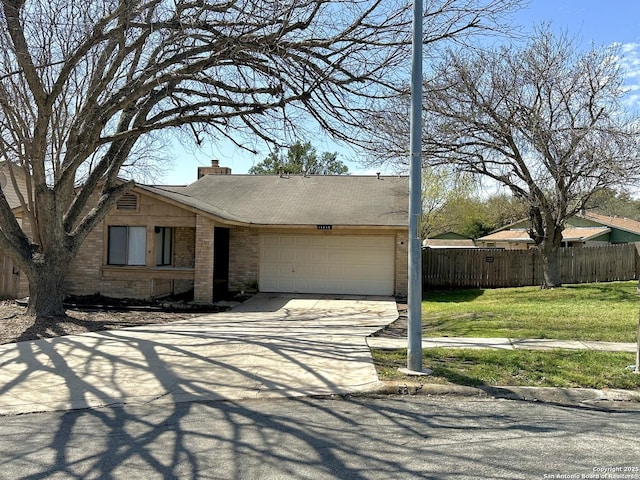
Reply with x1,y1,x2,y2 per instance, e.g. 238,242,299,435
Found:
247,223,407,229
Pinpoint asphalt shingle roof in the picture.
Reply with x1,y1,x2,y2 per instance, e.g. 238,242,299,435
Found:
582,211,640,235
423,239,477,248
478,229,533,242
141,175,408,227
478,227,610,242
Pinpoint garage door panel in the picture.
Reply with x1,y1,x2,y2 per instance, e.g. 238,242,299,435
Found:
307,250,328,263
261,264,279,276
259,234,395,295
307,264,328,276
310,236,330,247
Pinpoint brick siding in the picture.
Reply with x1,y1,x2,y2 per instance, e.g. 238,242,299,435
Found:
173,227,196,295
193,215,215,303
228,227,259,293
65,219,104,296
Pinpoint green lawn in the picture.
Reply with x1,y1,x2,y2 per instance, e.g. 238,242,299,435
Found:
373,348,640,390
423,281,639,342
371,281,640,389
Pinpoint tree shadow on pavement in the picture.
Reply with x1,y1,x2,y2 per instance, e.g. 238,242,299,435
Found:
0,393,574,480
0,297,625,479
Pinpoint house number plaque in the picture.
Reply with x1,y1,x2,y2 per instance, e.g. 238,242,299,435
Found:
317,225,333,230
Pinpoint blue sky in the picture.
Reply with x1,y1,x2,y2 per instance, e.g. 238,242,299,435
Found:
160,1,640,185
514,1,640,108
514,1,640,98
514,1,640,46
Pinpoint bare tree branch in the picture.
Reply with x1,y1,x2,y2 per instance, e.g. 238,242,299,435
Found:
0,0,523,316
364,26,640,286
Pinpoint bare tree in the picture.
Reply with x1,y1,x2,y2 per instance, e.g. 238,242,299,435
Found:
367,27,640,287
0,0,522,317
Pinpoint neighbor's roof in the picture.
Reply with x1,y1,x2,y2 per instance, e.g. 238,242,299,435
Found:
478,227,610,243
141,174,409,227
581,211,640,235
477,229,533,242
561,227,611,241
423,239,477,249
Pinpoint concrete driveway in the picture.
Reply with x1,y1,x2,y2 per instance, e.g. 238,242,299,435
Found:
0,294,398,415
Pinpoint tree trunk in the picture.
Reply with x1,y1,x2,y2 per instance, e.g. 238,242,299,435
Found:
539,242,562,288
25,261,69,317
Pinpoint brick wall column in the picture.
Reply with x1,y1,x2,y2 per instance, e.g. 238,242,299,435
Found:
395,230,409,296
228,227,259,293
194,215,215,303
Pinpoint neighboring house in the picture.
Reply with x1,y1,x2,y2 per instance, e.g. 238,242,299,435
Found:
476,211,640,249
0,162,28,209
579,211,640,244
423,232,477,249
57,161,409,303
0,163,29,299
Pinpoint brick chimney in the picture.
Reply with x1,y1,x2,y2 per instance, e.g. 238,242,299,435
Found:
197,159,232,178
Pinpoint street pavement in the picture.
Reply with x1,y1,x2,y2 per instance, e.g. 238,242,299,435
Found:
1,293,639,478
0,395,638,479
0,294,398,415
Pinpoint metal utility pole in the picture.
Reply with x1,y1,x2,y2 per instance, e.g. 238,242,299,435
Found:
406,0,424,373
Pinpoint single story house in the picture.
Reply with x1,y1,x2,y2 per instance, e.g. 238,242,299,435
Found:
423,232,477,249
476,211,640,250
55,162,409,303
579,211,640,243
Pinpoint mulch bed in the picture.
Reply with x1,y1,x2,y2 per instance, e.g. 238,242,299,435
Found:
0,295,226,346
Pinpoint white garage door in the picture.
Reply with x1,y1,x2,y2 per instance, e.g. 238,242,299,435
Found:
259,234,395,295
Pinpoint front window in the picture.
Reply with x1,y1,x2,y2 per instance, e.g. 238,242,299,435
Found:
155,227,173,266
108,226,146,265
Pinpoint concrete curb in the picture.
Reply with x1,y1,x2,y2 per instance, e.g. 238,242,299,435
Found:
365,381,640,407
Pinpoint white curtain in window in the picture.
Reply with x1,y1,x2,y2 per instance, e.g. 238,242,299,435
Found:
128,226,147,265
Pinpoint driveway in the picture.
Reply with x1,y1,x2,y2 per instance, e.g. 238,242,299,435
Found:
0,294,398,415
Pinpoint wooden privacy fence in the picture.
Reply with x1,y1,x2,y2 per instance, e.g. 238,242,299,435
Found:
422,243,640,289
0,254,20,299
